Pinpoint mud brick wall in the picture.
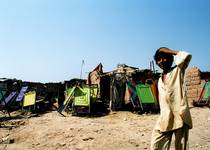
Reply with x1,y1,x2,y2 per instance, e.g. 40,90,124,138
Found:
185,67,205,106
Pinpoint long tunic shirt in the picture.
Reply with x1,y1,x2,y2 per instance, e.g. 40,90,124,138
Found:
155,51,193,132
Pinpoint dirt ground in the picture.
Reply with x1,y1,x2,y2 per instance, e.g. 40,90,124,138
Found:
0,107,210,150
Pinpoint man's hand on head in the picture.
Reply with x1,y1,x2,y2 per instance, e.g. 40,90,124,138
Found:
159,47,178,55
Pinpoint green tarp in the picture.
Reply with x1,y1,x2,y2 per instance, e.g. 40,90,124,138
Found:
136,84,156,104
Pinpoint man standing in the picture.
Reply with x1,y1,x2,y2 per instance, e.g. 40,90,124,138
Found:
151,47,193,150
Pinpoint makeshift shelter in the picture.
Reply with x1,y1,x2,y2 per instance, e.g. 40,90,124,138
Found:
106,64,159,112
0,63,160,115
58,84,98,116
87,63,111,108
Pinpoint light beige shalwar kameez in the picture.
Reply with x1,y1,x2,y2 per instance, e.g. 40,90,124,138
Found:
151,51,192,150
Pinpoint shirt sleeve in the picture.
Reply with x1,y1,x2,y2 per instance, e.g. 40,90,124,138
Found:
174,51,192,70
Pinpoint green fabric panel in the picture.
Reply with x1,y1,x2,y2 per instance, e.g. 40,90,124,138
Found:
90,86,98,103
74,87,90,106
136,84,156,104
0,91,7,102
66,88,73,96
63,87,76,105
203,82,210,99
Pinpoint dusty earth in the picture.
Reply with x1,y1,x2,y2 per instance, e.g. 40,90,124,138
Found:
0,107,210,150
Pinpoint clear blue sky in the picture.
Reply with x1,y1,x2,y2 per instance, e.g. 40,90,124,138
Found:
0,0,210,82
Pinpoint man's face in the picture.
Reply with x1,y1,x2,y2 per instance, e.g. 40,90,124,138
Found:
156,56,173,71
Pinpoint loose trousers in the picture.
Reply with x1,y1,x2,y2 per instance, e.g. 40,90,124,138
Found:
150,124,189,150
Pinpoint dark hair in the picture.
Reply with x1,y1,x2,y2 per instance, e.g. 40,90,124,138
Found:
154,47,174,62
